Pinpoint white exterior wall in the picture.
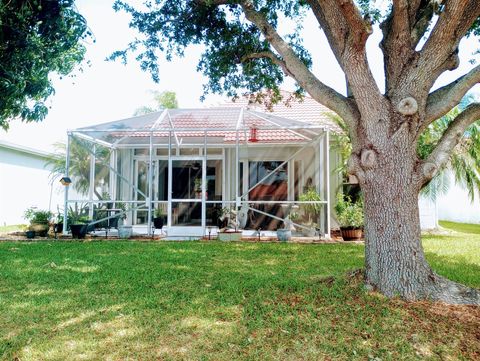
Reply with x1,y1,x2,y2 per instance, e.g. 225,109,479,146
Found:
0,146,65,225
418,196,438,230
437,172,480,224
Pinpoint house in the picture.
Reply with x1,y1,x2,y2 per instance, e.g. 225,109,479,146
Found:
0,140,64,225
65,106,337,238
437,171,480,224
64,93,440,238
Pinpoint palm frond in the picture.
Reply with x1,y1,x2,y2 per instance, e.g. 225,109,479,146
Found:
46,138,111,198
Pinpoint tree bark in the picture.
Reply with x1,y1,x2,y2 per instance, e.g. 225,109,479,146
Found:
357,115,480,305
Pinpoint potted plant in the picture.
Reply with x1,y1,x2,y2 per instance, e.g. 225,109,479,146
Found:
299,187,322,237
116,203,132,238
277,216,294,242
23,207,53,237
217,207,243,241
334,193,364,240
68,204,90,239
53,213,64,235
276,205,299,242
153,207,166,229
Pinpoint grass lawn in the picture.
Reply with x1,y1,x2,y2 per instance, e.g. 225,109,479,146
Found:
439,220,480,235
0,224,25,234
1,232,479,360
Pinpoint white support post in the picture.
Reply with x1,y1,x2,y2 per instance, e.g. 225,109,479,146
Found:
88,144,96,220
288,160,294,201
167,131,172,228
325,130,331,238
222,148,226,209
202,131,207,230
235,129,240,209
63,134,71,235
235,108,243,209
318,135,325,235
242,161,248,202
147,131,153,236
110,149,117,201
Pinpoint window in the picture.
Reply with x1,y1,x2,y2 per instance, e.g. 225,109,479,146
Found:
248,161,288,201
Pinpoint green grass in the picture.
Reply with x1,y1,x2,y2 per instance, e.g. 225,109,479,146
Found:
439,220,480,235
0,224,25,234
0,236,479,360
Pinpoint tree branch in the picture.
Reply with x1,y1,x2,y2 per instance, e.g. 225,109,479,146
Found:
238,1,359,127
420,103,480,183
240,51,293,77
307,0,370,57
409,0,442,46
425,65,480,124
391,0,411,40
336,0,371,47
411,0,480,93
306,0,383,118
381,0,415,92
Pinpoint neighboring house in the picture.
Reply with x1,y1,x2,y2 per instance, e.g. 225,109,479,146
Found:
0,140,64,225
418,196,438,230
437,171,480,224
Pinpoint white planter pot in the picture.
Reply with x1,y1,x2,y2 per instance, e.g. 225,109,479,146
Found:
277,229,292,242
117,225,133,239
218,231,242,241
301,228,316,237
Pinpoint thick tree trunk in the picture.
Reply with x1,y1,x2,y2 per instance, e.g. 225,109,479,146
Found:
361,135,480,305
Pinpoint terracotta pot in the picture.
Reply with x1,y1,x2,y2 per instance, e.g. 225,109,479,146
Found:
340,227,363,240
30,223,49,237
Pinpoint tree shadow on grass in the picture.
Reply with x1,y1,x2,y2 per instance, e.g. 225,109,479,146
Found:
425,251,480,288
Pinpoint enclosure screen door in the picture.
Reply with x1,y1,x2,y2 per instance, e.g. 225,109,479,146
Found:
169,158,205,229
133,159,156,225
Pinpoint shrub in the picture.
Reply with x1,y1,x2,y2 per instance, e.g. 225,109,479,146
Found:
334,193,364,229
23,208,53,225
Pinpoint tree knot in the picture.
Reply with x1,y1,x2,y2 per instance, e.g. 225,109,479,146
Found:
422,162,437,180
397,97,418,116
360,149,376,169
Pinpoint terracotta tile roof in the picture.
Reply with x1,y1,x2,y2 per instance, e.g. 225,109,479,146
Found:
76,106,325,145
218,90,342,133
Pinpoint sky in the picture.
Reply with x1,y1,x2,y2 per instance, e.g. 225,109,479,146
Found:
0,1,479,152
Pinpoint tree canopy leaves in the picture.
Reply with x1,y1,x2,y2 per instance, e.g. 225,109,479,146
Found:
110,0,311,99
111,1,479,102
0,0,89,130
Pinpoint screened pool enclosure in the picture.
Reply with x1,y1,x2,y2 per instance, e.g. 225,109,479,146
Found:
63,107,332,238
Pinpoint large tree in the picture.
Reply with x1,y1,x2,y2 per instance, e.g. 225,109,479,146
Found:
112,0,480,304
0,0,88,130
